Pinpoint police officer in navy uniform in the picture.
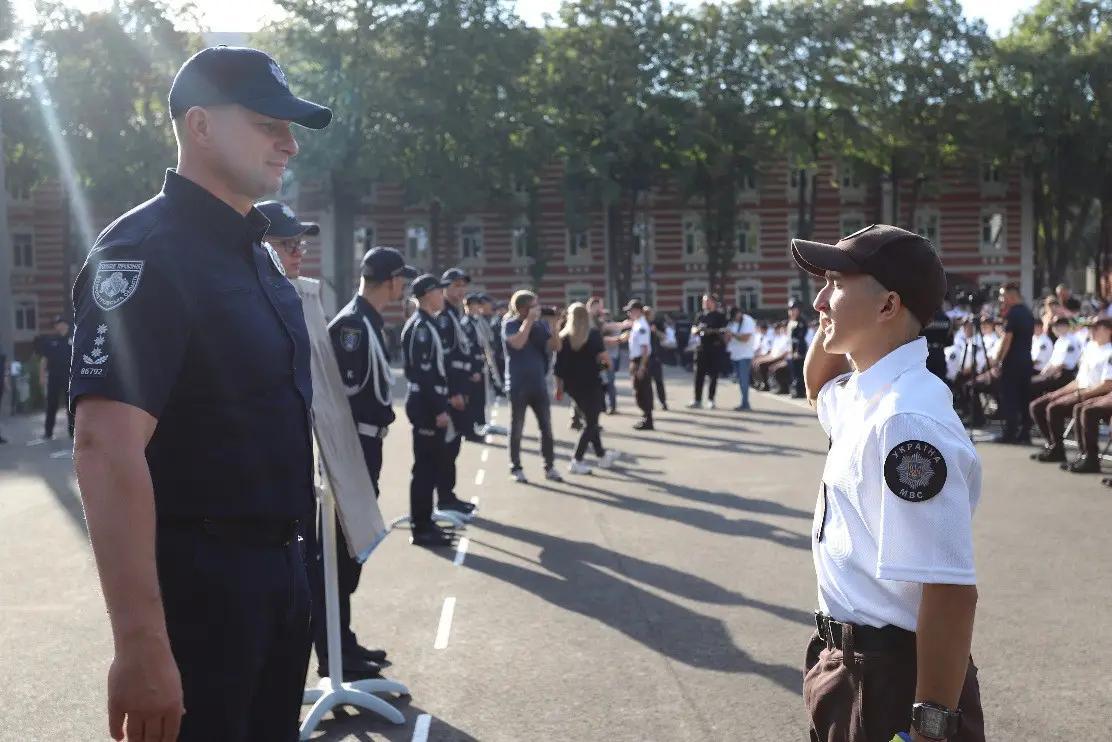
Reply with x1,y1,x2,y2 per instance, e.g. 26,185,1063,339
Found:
434,268,480,513
922,307,954,383
69,46,331,741
403,275,460,547
462,292,492,437
35,315,75,440
788,299,810,398
316,247,418,676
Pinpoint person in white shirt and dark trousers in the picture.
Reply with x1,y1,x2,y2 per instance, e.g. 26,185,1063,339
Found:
726,307,756,411
625,299,655,430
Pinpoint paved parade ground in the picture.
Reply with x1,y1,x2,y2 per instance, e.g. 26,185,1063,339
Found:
1,369,1109,740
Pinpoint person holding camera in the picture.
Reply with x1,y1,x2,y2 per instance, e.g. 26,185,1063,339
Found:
688,294,727,408
989,283,1036,443
503,290,562,483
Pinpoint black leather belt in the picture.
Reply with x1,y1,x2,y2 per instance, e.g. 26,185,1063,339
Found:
159,518,300,547
815,612,915,652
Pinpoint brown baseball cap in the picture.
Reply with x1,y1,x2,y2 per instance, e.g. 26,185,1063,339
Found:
791,224,946,327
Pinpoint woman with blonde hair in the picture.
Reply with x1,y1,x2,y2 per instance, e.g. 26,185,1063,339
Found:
555,302,619,474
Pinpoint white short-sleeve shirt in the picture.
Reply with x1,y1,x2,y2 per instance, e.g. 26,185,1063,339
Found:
814,337,981,632
1031,334,1053,372
628,316,652,361
1047,335,1082,370
727,315,757,360
1075,341,1112,388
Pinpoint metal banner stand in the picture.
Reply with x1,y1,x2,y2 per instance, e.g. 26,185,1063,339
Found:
300,476,409,738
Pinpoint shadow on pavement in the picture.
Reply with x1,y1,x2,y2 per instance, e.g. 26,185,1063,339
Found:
307,700,477,741
604,428,824,458
617,468,812,520
459,519,803,694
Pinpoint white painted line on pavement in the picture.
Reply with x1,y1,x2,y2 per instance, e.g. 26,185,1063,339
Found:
434,597,456,649
471,496,480,507
26,439,48,447
453,537,470,566
484,434,493,444
412,713,431,742
49,450,73,460
480,448,489,462
474,469,485,486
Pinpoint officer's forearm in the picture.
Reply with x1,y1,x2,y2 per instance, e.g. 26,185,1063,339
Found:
914,583,977,710
803,328,851,405
74,421,167,648
1080,380,1112,401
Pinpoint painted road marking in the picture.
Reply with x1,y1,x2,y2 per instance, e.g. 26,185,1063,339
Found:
480,448,489,462
475,469,485,486
412,713,431,742
434,597,456,649
453,537,470,566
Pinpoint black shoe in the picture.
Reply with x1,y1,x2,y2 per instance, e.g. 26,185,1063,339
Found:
463,433,486,443
317,657,382,681
1035,447,1066,463
1067,458,1101,474
0,436,7,445
633,419,654,431
411,524,454,547
570,420,583,431
348,645,388,664
660,402,668,411
606,407,617,415
439,498,476,516
1102,477,1112,488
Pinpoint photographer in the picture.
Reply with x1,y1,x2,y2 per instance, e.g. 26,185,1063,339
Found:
502,290,562,484
688,294,727,409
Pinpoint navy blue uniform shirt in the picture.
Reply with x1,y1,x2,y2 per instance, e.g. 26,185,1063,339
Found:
402,309,449,427
328,295,395,428
69,170,314,520
1002,302,1035,376
36,334,73,377
436,302,474,396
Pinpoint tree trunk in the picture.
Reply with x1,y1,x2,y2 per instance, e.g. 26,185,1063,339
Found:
903,176,924,232
1031,166,1047,295
0,116,15,363
794,168,812,308
331,174,357,314
889,153,900,225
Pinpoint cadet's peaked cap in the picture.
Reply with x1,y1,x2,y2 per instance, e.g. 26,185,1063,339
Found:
412,274,450,298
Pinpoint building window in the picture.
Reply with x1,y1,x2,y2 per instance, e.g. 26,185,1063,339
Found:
735,280,761,311
12,232,34,269
839,212,865,237
567,228,590,260
682,212,705,257
981,209,1006,252
359,183,378,206
840,162,861,190
632,214,652,260
683,283,707,317
459,218,484,261
915,208,941,251
565,283,591,306
736,213,759,257
14,298,37,337
739,171,759,203
981,159,1006,196
787,168,814,201
6,175,31,202
511,217,530,263
354,224,375,254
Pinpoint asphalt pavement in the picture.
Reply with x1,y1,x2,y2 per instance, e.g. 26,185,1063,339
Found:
0,368,1108,740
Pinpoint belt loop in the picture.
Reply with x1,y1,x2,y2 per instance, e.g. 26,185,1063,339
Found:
842,623,856,668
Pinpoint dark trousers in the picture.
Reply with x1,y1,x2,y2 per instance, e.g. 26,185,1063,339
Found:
309,435,382,662
44,374,73,438
158,527,311,742
632,359,654,421
468,379,486,432
568,385,605,461
1075,393,1112,460
803,632,984,742
1030,387,1081,448
509,386,554,470
437,407,467,500
411,427,450,525
790,357,806,396
693,352,717,402
1029,368,1074,399
997,369,1032,436
650,361,667,406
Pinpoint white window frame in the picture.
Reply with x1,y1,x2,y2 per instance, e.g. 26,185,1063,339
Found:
632,213,653,264
787,213,801,256
682,211,706,258
13,295,38,341
358,183,378,206
980,207,1006,253
682,280,708,317
787,167,814,202
735,211,760,259
12,230,34,270
511,216,531,265
566,226,591,263
739,171,760,204
6,174,31,203
564,282,592,307
458,216,485,264
735,279,761,312
914,207,942,253
980,159,1006,197
353,222,376,278
405,220,431,267
838,161,865,202
839,211,866,239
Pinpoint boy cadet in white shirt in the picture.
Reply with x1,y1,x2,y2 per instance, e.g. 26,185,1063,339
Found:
1031,319,1053,373
792,224,984,742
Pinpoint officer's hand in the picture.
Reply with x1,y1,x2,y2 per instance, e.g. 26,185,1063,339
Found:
527,305,541,322
435,412,450,428
108,634,184,741
470,372,481,383
450,395,465,410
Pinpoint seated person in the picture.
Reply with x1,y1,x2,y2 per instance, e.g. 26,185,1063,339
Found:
752,322,790,392
1030,316,1082,398
1031,319,1053,373
1066,390,1112,474
1030,318,1112,462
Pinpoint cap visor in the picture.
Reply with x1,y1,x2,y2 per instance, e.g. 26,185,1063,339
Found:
791,239,859,278
246,95,333,129
400,266,419,279
299,223,320,237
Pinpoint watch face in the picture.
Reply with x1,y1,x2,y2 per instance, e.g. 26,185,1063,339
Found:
918,707,948,738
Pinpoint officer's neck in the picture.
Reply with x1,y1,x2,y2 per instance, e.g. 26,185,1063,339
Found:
359,282,392,314
175,159,255,216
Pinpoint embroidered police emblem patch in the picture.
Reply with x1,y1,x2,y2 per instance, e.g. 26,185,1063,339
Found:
417,328,429,342
340,327,360,352
884,440,947,502
264,242,287,276
92,261,144,311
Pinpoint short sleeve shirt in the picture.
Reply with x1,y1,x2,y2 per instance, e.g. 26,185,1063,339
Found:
726,315,757,360
502,317,550,394
1048,336,1081,370
1031,334,1053,371
69,171,314,520
1075,342,1112,388
814,337,980,631
1001,303,1035,373
628,316,652,360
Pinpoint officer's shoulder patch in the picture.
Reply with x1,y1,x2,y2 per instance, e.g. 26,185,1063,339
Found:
436,314,450,327
92,260,144,311
417,327,429,342
340,326,361,352
884,439,947,503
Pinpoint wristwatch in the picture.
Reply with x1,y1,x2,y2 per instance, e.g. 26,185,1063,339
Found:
911,702,961,740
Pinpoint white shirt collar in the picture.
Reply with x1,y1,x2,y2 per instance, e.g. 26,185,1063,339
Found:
852,337,928,401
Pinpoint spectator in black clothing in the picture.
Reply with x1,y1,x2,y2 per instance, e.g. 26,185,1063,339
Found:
993,283,1036,443
688,294,727,408
1056,283,1082,316
787,300,809,398
35,316,74,440
0,351,7,444
645,306,668,410
555,303,619,475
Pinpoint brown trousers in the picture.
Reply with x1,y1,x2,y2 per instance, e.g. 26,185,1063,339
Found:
1074,392,1112,459
804,632,985,742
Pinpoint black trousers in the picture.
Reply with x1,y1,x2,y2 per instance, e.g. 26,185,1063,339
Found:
44,374,73,438
437,407,468,500
467,379,487,432
632,359,654,421
308,435,382,662
790,358,806,396
158,527,311,742
508,386,555,470
998,369,1032,435
650,361,667,406
568,385,605,460
693,353,717,402
411,427,450,525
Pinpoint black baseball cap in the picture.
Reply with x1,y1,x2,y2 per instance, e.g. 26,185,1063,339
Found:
441,268,471,284
623,299,644,312
791,224,946,327
169,46,332,129
256,201,320,238
411,274,450,298
361,247,418,281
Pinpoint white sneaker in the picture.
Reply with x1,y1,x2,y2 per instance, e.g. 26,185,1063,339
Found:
569,459,593,475
686,400,701,409
486,424,508,435
704,400,716,410
545,467,564,482
596,450,620,469
510,468,528,483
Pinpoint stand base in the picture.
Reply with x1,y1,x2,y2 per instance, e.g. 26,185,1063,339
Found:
300,677,410,738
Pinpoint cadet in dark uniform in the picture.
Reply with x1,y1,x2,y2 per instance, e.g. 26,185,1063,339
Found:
69,46,331,741
462,292,491,437
35,316,74,440
403,275,460,547
316,246,419,676
0,350,7,443
435,268,480,512
788,300,810,398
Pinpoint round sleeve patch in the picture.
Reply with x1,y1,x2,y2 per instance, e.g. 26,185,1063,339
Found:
884,440,947,502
